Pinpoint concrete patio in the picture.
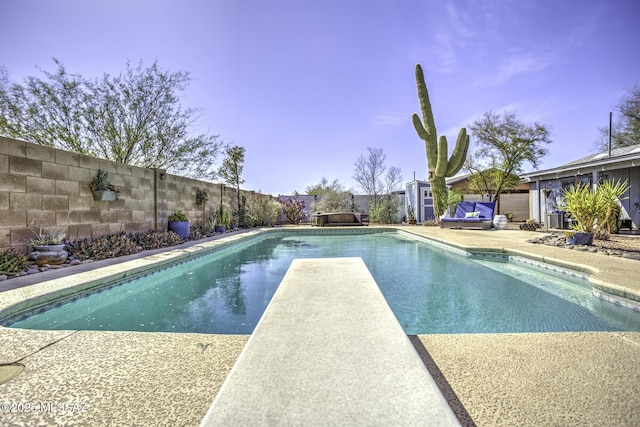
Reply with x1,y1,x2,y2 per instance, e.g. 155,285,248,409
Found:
1,226,639,426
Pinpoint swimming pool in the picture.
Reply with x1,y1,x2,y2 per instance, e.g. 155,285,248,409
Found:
6,229,640,334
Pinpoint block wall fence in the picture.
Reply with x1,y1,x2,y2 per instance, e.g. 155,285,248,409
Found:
0,136,265,252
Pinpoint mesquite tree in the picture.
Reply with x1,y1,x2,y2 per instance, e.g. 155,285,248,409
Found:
466,111,551,203
0,59,223,179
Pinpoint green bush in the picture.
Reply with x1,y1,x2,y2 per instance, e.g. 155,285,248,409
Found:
248,195,280,226
369,197,401,224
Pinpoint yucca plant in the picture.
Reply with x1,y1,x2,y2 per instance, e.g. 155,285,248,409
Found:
595,179,630,240
558,179,629,240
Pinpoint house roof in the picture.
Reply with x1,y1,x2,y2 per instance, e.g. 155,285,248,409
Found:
521,143,640,180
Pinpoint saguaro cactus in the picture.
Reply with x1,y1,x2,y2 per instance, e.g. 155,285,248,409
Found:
411,64,469,218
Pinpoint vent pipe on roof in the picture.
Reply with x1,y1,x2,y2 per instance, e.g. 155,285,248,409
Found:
609,111,612,158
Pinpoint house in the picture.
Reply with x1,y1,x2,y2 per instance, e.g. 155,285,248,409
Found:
520,144,640,229
404,180,435,222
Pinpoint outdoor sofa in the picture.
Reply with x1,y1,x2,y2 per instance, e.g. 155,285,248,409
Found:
311,212,370,227
440,201,495,230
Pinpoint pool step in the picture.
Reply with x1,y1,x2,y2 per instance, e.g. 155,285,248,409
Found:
200,257,459,426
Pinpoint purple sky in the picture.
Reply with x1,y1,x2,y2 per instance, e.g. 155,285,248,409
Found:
1,0,638,195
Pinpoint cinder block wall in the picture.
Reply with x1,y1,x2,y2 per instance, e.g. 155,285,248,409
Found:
0,137,258,252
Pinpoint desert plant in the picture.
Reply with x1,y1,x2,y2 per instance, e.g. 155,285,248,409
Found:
434,187,463,216
0,248,30,274
248,195,280,227
412,64,469,217
215,203,231,228
168,210,189,222
207,215,218,230
30,226,66,246
132,231,185,250
407,205,416,221
280,196,306,224
65,233,139,260
558,179,629,239
196,188,209,205
89,170,120,198
594,179,629,240
369,196,401,224
519,219,539,231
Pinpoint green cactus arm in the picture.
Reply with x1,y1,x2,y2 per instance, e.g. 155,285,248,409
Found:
435,135,449,177
414,64,437,144
412,113,429,140
445,128,470,177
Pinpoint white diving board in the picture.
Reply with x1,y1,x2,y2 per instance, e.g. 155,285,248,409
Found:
200,257,459,426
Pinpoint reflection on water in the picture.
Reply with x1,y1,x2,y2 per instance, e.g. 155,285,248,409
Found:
10,231,640,334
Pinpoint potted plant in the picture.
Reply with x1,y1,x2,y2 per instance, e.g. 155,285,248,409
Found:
407,205,417,225
168,210,190,240
196,188,209,206
215,203,231,232
558,179,629,245
207,215,218,232
29,227,68,265
90,170,120,201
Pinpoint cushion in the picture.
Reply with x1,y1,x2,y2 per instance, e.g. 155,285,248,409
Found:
465,211,480,218
455,201,476,218
475,202,495,219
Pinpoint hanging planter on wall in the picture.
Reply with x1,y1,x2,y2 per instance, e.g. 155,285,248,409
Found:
89,170,120,202
92,190,118,202
196,188,209,206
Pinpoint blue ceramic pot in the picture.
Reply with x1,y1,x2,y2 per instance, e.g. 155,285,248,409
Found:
567,232,593,246
168,221,190,240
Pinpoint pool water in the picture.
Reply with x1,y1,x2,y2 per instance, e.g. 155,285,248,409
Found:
9,231,640,334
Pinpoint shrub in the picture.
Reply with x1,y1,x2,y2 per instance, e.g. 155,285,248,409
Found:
248,195,280,226
369,197,401,224
280,196,306,224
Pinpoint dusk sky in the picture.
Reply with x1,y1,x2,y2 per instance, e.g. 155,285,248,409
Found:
1,0,638,196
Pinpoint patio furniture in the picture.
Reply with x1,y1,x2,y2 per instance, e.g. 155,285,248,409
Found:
440,201,495,230
311,212,369,227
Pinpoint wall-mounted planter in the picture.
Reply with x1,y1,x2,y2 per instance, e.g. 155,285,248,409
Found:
92,190,118,202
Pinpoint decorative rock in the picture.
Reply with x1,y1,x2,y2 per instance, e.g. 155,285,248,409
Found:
69,259,83,266
0,275,7,281
27,269,39,275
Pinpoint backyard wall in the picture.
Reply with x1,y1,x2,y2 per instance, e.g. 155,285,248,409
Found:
0,137,262,252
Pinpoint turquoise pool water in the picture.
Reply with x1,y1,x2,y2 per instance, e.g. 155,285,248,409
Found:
8,230,640,334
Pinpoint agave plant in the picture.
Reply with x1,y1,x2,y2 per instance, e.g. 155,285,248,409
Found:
0,248,30,274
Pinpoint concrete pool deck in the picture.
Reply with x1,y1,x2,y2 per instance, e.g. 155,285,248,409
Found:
1,226,639,426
